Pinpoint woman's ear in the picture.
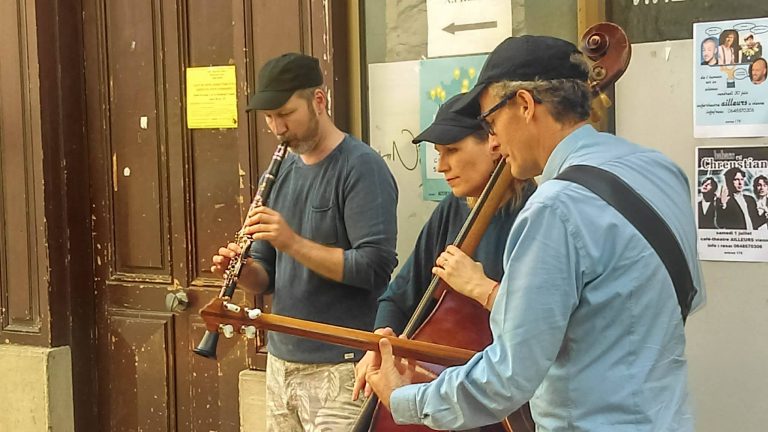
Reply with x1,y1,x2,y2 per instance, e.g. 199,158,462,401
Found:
488,145,502,159
486,135,501,155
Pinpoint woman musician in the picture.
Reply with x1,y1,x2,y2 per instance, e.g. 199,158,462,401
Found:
353,93,535,401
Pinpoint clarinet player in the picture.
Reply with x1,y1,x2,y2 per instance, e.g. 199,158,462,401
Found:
211,53,398,432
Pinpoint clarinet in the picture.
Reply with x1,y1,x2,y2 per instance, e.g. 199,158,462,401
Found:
194,141,288,359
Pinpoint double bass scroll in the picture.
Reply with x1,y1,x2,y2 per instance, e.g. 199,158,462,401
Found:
581,22,632,124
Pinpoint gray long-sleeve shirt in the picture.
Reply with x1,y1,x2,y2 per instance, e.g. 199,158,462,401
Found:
247,134,398,363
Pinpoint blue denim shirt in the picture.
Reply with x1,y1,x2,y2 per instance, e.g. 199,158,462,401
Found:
390,125,704,431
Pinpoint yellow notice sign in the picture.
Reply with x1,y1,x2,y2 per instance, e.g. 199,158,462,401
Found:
186,65,238,129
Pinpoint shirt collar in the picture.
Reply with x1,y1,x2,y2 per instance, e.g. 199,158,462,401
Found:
541,124,597,182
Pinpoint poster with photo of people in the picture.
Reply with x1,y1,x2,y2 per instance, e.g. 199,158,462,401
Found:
694,18,768,138
696,146,768,262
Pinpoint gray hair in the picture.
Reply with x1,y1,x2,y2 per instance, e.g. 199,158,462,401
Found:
487,53,593,124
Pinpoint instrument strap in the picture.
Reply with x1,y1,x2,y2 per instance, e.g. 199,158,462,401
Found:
556,164,697,322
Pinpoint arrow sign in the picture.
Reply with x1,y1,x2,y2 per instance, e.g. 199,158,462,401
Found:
442,21,498,35
427,0,511,57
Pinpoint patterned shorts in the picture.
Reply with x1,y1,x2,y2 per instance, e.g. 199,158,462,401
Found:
265,354,364,432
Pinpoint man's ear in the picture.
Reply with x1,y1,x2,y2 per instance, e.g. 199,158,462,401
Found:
515,89,536,122
313,88,327,114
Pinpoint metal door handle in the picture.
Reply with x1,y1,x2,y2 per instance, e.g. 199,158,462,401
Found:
165,291,189,312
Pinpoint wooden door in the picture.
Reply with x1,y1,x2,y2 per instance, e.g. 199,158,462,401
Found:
83,1,346,430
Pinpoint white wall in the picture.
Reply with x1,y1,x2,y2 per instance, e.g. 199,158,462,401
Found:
368,60,438,270
615,39,768,432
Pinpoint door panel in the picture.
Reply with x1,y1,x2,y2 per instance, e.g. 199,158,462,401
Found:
107,312,175,431
0,0,45,337
85,0,342,430
105,0,170,277
87,0,184,427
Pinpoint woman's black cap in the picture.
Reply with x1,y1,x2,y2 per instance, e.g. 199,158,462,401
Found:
412,93,483,145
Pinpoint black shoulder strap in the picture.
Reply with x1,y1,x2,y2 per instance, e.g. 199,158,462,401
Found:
556,164,697,322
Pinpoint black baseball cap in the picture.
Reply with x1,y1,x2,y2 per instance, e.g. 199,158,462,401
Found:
412,93,483,145
246,53,324,111
452,35,589,117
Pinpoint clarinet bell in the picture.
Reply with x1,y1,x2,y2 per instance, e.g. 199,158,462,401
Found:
193,330,220,359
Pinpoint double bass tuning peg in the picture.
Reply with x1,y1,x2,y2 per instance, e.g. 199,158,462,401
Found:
224,302,241,313
221,324,235,338
242,326,257,339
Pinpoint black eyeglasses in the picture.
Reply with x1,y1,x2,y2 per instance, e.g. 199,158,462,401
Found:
477,91,540,136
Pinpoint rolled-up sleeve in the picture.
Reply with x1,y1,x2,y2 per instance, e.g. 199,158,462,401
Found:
341,152,399,292
246,239,276,292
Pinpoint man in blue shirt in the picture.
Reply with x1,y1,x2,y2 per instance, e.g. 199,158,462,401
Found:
365,35,705,431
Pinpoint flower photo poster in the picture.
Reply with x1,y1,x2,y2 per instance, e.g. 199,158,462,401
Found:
696,146,768,262
694,18,768,138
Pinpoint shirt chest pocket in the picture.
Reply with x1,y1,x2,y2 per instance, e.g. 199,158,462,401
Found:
306,199,338,245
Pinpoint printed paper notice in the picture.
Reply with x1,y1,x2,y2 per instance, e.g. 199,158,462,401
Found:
695,146,768,262
693,18,768,138
186,65,238,129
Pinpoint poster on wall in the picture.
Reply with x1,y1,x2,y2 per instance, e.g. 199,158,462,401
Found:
696,146,768,262
693,18,768,138
419,54,486,201
185,65,238,129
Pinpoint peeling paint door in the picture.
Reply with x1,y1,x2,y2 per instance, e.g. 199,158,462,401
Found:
83,1,340,430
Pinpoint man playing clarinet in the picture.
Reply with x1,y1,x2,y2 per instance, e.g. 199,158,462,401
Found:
211,53,398,432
